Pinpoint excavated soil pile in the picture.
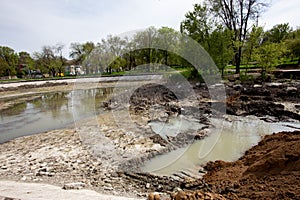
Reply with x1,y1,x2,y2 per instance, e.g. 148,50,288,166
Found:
202,131,300,199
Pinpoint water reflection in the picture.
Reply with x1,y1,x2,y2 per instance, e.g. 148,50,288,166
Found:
31,92,70,118
0,88,114,143
1,102,27,117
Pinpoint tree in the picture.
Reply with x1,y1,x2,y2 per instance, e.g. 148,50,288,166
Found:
69,42,95,66
255,42,285,78
18,51,34,77
123,37,137,71
206,0,270,74
181,3,214,50
0,46,18,77
209,26,234,76
33,45,66,77
156,27,180,67
133,27,158,70
286,37,300,65
181,4,234,75
94,35,127,74
264,23,292,43
243,26,264,66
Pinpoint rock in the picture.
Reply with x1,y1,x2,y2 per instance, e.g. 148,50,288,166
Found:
287,87,297,92
233,84,243,90
266,82,283,87
146,182,151,189
253,84,262,88
63,182,85,190
1,166,7,170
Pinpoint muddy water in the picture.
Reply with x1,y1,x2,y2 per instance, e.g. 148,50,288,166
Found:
0,88,114,143
142,115,300,176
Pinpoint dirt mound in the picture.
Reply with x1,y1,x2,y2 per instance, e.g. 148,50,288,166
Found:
203,131,300,199
129,83,181,117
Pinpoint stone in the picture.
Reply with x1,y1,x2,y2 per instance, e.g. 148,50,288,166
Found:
63,182,85,190
1,166,7,170
233,84,243,90
266,82,283,87
287,87,297,92
253,84,262,88
146,182,151,189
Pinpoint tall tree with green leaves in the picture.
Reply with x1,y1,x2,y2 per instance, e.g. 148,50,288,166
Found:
205,0,270,74
69,42,95,65
264,23,292,43
33,45,66,77
181,3,214,51
0,46,18,77
209,26,234,76
286,37,300,65
181,4,234,75
243,26,264,66
133,27,158,69
254,42,285,78
156,27,179,67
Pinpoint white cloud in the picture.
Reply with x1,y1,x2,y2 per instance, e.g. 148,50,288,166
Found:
260,0,300,29
0,0,299,57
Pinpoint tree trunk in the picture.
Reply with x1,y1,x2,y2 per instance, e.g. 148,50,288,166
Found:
235,47,242,74
165,50,168,66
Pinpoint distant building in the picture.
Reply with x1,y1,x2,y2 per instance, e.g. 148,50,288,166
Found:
65,65,85,76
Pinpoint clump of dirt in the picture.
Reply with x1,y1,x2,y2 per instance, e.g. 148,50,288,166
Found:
202,131,300,199
129,83,181,118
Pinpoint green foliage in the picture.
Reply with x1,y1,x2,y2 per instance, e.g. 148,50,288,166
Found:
265,23,292,43
176,67,204,82
208,27,234,71
255,42,285,72
243,26,264,65
286,36,300,64
33,44,66,77
180,3,234,73
69,42,95,65
0,46,18,76
205,0,270,74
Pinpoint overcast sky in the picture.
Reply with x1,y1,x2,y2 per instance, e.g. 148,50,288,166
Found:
0,0,299,57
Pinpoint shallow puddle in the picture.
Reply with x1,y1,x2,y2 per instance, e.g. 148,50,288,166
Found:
0,88,115,143
142,115,300,176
